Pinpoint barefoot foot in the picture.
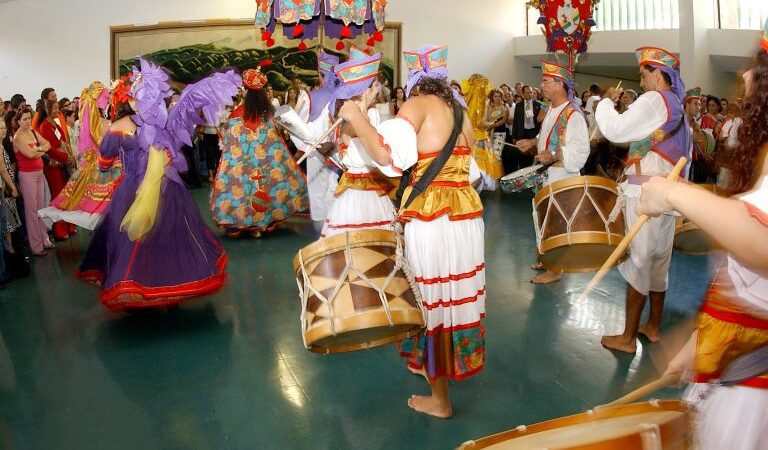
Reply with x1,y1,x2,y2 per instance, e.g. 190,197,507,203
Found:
638,325,661,343
601,335,637,354
531,270,562,284
407,395,452,419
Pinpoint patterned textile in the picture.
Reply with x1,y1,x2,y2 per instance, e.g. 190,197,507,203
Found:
2,148,21,233
211,107,308,232
51,149,123,215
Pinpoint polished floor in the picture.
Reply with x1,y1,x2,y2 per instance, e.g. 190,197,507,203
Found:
0,188,711,450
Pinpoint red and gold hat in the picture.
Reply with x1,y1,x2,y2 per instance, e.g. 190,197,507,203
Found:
540,60,574,83
242,68,268,91
635,46,680,70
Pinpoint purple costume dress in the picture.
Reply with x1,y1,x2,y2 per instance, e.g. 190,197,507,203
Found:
78,129,226,309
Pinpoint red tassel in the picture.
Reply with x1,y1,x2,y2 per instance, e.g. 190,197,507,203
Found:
335,41,345,51
373,31,383,42
340,25,352,39
298,41,307,51
266,38,275,47
366,37,375,47
261,29,272,41
293,24,304,38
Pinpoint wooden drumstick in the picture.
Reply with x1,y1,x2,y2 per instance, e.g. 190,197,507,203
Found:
589,81,622,141
296,117,344,165
600,372,681,408
578,157,688,302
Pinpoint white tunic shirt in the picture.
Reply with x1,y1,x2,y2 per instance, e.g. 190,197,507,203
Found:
595,92,675,197
536,101,590,184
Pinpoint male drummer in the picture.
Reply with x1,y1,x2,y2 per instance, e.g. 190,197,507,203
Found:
515,61,590,284
594,47,692,353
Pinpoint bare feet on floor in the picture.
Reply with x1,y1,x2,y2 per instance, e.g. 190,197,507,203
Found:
638,325,661,343
600,334,637,354
407,395,452,419
531,270,562,284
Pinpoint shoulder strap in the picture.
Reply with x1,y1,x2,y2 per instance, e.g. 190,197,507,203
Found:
398,100,464,211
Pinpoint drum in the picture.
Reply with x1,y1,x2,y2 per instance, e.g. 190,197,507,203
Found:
458,400,692,450
293,229,425,354
533,176,626,272
674,184,720,255
500,165,547,193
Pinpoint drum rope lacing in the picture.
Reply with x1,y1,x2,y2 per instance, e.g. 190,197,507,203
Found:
394,232,427,321
534,178,620,252
297,231,426,347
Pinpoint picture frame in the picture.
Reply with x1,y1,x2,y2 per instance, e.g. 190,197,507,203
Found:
110,19,402,92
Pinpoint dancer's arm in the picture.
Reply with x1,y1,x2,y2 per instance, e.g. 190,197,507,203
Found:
595,92,667,144
638,178,768,273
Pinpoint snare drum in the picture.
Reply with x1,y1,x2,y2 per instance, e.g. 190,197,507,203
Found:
500,165,547,193
674,184,720,255
533,176,626,272
293,229,425,354
459,400,692,450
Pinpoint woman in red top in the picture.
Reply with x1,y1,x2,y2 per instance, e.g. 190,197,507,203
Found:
37,100,73,240
13,107,53,255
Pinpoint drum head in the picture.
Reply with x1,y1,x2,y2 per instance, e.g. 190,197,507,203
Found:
501,164,543,181
460,400,691,450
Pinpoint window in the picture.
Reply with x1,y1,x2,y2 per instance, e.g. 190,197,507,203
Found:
719,0,768,30
526,0,679,35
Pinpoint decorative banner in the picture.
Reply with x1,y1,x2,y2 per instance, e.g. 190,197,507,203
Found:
527,0,598,68
255,0,386,51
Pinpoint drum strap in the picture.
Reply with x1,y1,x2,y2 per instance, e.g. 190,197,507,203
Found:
396,100,464,210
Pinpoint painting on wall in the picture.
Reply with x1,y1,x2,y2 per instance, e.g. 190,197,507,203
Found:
110,19,401,92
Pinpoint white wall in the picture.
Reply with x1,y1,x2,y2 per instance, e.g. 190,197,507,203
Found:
0,0,525,100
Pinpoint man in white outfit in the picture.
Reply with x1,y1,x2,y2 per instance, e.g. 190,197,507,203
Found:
594,47,692,353
516,61,590,284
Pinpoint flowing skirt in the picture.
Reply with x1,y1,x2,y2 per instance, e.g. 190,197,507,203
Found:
78,177,226,309
398,215,486,381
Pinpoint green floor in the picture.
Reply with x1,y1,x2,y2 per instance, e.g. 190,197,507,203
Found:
0,188,710,450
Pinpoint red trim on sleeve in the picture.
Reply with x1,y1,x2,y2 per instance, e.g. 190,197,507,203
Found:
744,201,768,228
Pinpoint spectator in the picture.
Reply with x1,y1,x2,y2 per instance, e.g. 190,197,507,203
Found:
13,107,53,256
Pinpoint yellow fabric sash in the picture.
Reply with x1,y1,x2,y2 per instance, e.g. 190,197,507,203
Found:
120,147,168,241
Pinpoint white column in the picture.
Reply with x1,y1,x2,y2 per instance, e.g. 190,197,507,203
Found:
678,0,731,97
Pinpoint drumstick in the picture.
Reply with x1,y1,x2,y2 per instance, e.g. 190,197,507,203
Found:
589,81,622,141
578,157,688,302
296,117,344,165
600,372,681,408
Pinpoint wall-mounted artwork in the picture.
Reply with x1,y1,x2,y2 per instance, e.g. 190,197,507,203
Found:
110,19,401,92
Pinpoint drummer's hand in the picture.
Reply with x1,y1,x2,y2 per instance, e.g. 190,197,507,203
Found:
636,177,679,217
663,331,697,384
537,151,554,164
316,142,336,156
605,87,622,104
338,100,363,123
516,138,537,152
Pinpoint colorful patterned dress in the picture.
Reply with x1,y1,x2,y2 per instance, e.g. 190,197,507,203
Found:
78,130,227,309
375,117,487,381
210,106,308,233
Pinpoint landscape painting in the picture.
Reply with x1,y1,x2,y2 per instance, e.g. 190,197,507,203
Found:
110,19,401,92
